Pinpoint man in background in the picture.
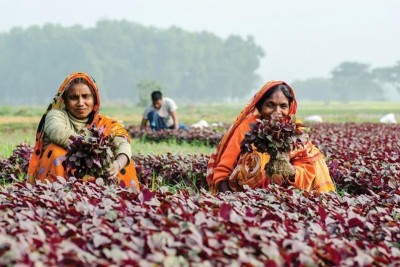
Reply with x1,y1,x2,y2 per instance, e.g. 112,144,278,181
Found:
140,91,180,131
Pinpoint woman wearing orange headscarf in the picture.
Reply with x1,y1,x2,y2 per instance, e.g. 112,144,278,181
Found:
206,81,335,194
27,72,140,190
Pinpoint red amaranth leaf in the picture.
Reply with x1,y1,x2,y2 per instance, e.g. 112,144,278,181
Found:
318,204,327,222
140,188,153,203
220,203,232,221
348,217,365,228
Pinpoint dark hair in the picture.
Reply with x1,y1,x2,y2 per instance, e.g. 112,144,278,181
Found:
256,84,294,111
62,78,97,104
151,91,163,101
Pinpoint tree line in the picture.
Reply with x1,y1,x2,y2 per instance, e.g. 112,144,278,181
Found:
0,20,264,105
292,61,400,102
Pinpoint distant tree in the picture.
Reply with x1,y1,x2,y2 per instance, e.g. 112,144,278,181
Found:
0,20,264,104
136,80,162,107
372,61,400,98
291,78,332,103
330,62,384,102
292,61,400,102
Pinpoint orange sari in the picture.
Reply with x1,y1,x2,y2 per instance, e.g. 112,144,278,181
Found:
27,72,140,190
206,81,335,194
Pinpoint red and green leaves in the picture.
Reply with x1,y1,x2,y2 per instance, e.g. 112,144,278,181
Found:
241,114,308,157
0,121,400,265
0,143,33,183
0,181,398,266
127,125,227,146
62,125,116,180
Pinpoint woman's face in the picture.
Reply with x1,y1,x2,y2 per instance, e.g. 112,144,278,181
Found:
64,83,95,119
258,90,290,120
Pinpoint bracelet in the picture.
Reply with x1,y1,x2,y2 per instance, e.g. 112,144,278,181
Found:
115,160,123,171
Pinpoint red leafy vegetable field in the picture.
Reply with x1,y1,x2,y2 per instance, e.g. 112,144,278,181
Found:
1,181,399,266
0,123,399,266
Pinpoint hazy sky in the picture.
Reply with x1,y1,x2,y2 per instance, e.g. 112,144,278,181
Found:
1,0,399,83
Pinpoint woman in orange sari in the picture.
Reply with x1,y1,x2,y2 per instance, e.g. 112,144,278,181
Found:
27,72,140,190
207,81,335,194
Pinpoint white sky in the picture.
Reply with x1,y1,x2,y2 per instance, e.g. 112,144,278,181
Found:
0,0,399,83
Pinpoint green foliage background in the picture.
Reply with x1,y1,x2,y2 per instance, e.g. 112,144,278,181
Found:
0,20,264,105
292,61,400,102
1,19,399,105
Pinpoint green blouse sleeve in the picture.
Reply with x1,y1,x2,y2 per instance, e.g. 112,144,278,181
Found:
44,109,76,149
114,136,132,160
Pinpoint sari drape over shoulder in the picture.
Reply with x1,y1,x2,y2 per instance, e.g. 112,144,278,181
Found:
206,81,335,194
27,72,140,190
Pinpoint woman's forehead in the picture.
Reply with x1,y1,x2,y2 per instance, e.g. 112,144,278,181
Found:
265,90,289,102
65,82,95,95
68,83,91,92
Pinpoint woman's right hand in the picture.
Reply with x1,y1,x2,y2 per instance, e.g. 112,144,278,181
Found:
103,162,120,184
106,161,120,178
218,180,231,192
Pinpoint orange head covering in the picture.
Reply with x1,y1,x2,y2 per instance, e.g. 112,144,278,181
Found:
35,72,100,140
206,80,297,192
28,72,130,178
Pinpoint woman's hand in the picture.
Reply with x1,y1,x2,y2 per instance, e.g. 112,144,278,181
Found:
105,154,129,181
106,161,121,178
275,151,296,183
218,180,231,192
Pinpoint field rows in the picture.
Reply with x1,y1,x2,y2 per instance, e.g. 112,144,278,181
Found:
0,122,399,265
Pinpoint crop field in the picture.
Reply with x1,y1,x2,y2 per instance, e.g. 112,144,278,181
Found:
0,102,399,266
